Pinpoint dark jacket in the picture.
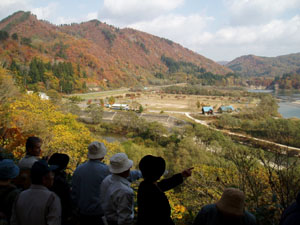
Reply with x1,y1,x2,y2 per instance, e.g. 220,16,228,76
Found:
280,192,300,225
50,170,71,225
137,173,183,225
193,204,256,225
0,184,20,223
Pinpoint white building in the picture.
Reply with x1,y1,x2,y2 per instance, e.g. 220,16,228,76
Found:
111,104,129,110
38,92,50,100
26,91,50,100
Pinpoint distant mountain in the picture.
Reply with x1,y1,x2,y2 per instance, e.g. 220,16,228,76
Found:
226,53,300,77
0,11,231,92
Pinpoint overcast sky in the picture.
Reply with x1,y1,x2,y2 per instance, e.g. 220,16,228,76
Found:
0,0,300,61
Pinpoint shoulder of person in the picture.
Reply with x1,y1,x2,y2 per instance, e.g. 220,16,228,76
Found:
138,181,156,190
46,190,61,205
0,184,20,202
244,210,256,224
200,204,218,214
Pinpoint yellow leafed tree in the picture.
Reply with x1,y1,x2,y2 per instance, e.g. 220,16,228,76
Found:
6,93,94,170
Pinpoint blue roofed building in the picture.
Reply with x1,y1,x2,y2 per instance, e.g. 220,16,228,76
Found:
218,105,234,113
202,106,214,115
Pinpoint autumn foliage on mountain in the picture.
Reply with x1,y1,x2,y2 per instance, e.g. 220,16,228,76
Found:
0,11,231,93
270,69,300,89
227,53,300,77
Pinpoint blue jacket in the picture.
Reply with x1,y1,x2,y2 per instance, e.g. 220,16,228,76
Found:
280,192,300,225
72,160,142,216
193,204,256,225
72,160,110,216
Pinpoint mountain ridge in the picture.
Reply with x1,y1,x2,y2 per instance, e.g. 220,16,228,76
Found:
227,53,300,77
0,11,232,90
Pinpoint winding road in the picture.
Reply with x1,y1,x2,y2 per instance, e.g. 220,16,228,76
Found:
185,113,300,154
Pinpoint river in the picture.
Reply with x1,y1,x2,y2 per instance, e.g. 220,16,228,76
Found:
248,89,300,119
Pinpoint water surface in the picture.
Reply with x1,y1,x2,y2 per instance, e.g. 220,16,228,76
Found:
248,89,300,119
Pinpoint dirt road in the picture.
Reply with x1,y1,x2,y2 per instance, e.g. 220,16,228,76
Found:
185,113,300,154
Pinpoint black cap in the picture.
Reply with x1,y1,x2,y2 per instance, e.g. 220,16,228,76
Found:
48,153,69,171
139,155,165,182
31,160,58,178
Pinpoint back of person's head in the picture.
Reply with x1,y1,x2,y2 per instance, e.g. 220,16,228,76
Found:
0,159,20,181
88,141,107,160
25,136,42,155
216,188,245,217
48,153,69,172
30,160,58,186
139,155,165,182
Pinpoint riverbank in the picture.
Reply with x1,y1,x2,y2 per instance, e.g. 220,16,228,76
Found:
292,100,300,105
248,89,300,119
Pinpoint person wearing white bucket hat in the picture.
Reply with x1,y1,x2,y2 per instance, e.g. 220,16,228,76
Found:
71,141,110,225
72,143,141,225
100,153,135,225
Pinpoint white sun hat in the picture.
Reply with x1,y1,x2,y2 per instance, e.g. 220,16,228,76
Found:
109,153,133,174
88,142,107,159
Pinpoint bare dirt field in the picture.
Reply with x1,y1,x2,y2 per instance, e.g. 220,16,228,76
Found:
136,92,258,113
71,89,259,114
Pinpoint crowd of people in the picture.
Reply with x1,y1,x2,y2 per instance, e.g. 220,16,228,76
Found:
0,136,299,225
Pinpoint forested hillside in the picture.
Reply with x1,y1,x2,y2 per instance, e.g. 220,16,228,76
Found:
227,53,300,77
269,69,300,89
0,11,231,93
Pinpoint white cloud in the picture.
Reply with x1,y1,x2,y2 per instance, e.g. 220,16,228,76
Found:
0,0,31,20
99,0,185,26
53,12,99,25
0,0,27,7
86,12,98,21
129,14,213,44
55,16,78,25
31,3,58,21
188,15,300,60
226,0,300,14
224,0,300,25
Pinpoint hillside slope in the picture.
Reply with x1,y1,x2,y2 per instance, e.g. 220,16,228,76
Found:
0,11,231,90
227,53,300,77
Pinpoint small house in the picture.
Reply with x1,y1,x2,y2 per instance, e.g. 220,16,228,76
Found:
202,106,214,115
111,104,129,110
218,105,234,113
27,91,49,100
38,92,50,100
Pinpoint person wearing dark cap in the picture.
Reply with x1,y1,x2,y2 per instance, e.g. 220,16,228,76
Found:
193,188,256,225
0,159,20,224
11,160,62,225
101,153,135,225
137,155,193,225
48,153,71,225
